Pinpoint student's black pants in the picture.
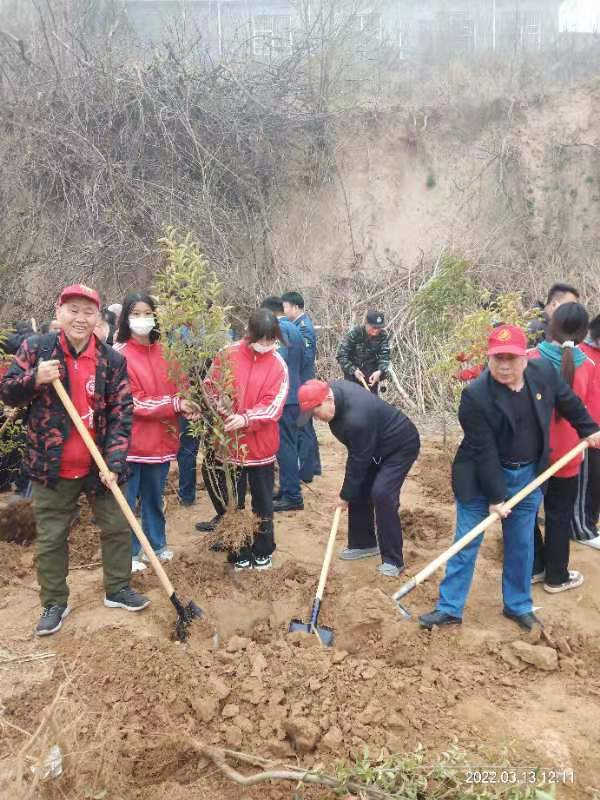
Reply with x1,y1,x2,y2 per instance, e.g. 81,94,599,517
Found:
202,457,275,560
533,475,578,585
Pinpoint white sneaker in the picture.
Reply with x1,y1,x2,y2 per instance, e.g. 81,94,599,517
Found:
531,570,545,584
141,549,173,563
544,570,584,594
131,558,147,573
578,534,600,550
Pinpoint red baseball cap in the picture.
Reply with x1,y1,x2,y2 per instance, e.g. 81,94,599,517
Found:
58,284,101,309
487,324,527,357
297,379,330,426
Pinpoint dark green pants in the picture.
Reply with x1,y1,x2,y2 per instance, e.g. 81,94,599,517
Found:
32,478,132,608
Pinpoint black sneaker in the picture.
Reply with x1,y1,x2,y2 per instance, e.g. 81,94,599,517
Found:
503,610,543,631
35,605,70,637
273,498,304,513
253,554,272,571
419,610,462,630
104,587,151,612
195,514,223,532
234,558,252,572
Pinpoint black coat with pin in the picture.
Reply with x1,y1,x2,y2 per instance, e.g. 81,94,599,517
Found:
452,359,599,505
328,380,420,567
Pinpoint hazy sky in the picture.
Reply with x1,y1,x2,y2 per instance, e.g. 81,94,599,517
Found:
560,0,600,32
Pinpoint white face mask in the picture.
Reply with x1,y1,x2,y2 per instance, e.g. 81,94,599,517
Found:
129,316,155,336
251,341,277,354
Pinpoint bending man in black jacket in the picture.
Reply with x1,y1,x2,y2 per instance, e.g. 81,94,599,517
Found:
420,324,600,633
298,379,420,576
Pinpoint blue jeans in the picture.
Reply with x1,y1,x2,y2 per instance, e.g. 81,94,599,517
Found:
277,405,302,503
177,417,200,504
298,419,322,481
437,463,542,618
125,462,170,557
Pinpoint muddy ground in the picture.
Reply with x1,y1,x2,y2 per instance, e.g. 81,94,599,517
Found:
1,427,600,799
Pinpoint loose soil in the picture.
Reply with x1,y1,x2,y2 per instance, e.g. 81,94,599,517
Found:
1,430,600,799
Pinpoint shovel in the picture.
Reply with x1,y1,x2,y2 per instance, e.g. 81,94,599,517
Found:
288,506,342,646
52,378,203,641
392,439,591,619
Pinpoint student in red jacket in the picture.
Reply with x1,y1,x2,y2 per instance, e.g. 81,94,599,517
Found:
196,308,289,571
115,292,195,571
529,302,595,592
573,312,600,548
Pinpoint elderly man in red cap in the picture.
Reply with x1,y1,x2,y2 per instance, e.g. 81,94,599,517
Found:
298,377,420,577
419,324,600,633
0,284,150,636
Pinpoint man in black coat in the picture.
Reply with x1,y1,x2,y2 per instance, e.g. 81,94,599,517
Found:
420,324,600,633
298,379,420,576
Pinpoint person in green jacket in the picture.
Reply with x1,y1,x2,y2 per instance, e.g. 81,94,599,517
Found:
336,311,390,394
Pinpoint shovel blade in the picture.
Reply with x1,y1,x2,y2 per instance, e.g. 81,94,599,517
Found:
287,619,334,647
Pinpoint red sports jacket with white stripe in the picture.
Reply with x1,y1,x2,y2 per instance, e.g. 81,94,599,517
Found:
114,339,182,464
204,339,288,466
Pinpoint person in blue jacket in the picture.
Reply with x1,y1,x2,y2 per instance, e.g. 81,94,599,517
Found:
282,291,322,483
261,297,306,512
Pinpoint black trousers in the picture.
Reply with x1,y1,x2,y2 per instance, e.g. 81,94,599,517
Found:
347,424,420,567
201,458,275,560
534,475,578,585
572,448,600,540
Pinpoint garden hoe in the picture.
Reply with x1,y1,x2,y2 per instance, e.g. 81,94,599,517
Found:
288,506,342,646
52,378,203,642
392,439,591,620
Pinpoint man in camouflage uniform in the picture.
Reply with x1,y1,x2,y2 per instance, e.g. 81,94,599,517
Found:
337,311,390,394
0,284,150,636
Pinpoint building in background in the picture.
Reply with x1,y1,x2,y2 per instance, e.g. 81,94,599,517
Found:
123,0,563,62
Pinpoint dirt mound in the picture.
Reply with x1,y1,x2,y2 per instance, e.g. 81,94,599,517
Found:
0,540,31,587
401,507,452,551
413,447,455,505
3,431,600,799
0,497,36,545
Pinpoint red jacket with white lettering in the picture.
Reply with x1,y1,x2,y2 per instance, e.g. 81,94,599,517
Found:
528,347,596,478
204,339,288,466
114,339,183,463
580,342,600,423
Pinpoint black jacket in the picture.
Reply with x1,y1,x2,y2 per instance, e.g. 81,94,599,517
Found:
336,325,390,380
329,380,418,501
452,359,599,504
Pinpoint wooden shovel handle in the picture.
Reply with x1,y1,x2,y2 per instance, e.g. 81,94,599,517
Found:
51,378,176,598
358,375,371,391
316,507,342,601
393,439,590,600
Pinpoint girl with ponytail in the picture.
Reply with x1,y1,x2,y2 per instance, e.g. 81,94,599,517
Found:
528,302,595,593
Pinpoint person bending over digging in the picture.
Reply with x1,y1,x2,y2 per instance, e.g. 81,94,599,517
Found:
196,308,289,571
0,284,150,637
297,378,420,577
419,324,600,634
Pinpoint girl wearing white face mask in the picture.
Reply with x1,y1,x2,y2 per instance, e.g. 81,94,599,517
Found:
115,292,196,572
198,308,289,572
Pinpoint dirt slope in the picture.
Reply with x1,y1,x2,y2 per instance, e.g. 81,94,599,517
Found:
1,427,600,798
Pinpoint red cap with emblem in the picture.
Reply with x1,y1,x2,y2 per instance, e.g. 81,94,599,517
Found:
487,324,527,357
58,284,101,309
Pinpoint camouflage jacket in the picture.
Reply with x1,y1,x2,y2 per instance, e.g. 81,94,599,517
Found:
0,333,133,489
336,325,391,380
